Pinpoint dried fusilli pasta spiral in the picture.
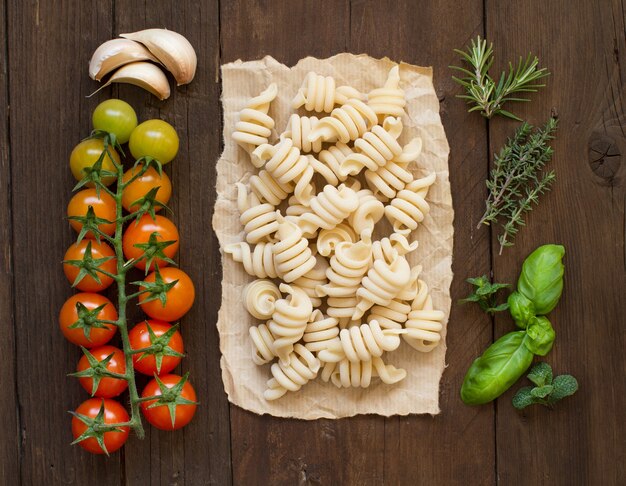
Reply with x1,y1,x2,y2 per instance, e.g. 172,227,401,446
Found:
273,219,318,282
236,183,280,244
267,284,313,364
243,279,282,320
292,72,363,113
249,323,277,365
316,240,372,325
322,356,406,388
340,117,404,176
371,232,418,260
224,241,280,279
404,279,445,352
366,264,420,330
296,183,359,238
353,248,411,319
292,257,328,307
281,114,322,153
232,83,278,152
249,169,293,206
367,66,406,120
316,223,357,257
364,138,422,201
308,99,378,144
303,310,340,359
318,142,354,184
264,344,320,400
253,138,315,205
320,320,404,363
348,189,385,239
384,172,436,235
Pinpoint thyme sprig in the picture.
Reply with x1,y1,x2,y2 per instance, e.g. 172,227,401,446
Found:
479,118,558,254
450,36,549,120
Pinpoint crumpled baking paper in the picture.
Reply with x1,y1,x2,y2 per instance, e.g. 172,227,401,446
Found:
213,54,453,419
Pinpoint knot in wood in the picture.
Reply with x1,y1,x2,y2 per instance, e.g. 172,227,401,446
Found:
588,133,621,183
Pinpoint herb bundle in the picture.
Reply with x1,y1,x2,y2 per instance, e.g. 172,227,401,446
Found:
479,118,558,254
450,36,550,120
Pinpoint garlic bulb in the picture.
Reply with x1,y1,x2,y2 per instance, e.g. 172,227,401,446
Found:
89,38,159,81
120,29,197,85
88,62,171,100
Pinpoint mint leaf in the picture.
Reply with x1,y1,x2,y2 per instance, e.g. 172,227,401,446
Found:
549,375,578,403
527,362,553,387
530,384,553,399
512,386,535,409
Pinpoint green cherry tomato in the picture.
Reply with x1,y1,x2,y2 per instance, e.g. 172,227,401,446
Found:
69,139,120,187
129,120,179,164
92,99,138,144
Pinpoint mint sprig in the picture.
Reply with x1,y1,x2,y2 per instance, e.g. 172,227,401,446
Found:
512,362,578,409
459,275,510,314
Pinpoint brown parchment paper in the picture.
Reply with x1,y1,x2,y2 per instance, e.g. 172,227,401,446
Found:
212,54,454,419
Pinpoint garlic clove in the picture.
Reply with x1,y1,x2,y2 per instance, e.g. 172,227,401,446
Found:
89,38,160,81
120,29,197,86
88,62,171,100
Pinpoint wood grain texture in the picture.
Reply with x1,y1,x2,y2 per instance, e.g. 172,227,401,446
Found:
1,0,624,485
6,0,121,484
0,0,18,483
350,1,496,484
112,1,232,485
487,1,626,485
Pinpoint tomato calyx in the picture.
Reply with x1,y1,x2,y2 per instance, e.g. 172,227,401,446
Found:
68,302,116,341
142,372,198,429
70,347,128,395
63,240,116,288
130,322,185,374
129,186,172,221
73,153,118,194
69,401,127,456
87,129,126,158
132,232,178,274
67,205,115,244
133,156,163,176
132,266,178,306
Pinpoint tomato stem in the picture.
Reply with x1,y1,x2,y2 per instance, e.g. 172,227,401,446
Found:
111,154,145,440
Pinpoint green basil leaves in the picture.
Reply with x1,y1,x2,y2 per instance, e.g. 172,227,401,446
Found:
461,331,534,405
524,316,555,356
517,244,565,315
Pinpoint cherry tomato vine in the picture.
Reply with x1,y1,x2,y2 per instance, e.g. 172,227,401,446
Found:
61,100,197,454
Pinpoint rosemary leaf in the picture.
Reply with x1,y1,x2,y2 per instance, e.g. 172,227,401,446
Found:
479,118,558,254
450,36,550,119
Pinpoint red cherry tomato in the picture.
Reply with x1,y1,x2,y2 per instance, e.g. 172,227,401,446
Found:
140,374,197,430
59,293,117,347
71,398,129,454
67,189,117,237
76,346,128,397
128,320,184,376
121,164,172,213
63,240,117,292
138,268,195,321
122,215,179,270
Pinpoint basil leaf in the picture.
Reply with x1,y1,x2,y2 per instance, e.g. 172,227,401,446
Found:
508,291,536,329
524,316,556,356
461,331,534,405
518,244,565,315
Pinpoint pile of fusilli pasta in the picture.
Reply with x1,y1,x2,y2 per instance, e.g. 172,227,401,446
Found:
225,66,445,400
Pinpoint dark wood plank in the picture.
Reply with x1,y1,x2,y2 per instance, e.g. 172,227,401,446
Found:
112,1,232,485
6,1,121,484
219,2,391,486
350,2,496,485
0,0,19,483
487,1,626,485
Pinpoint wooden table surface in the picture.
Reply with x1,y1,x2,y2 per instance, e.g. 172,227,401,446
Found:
1,1,624,485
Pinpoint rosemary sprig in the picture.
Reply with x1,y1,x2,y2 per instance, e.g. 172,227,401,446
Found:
450,36,550,120
479,117,558,254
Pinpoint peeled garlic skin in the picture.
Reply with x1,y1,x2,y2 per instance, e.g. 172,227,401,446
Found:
89,38,159,81
120,29,197,86
92,61,171,100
